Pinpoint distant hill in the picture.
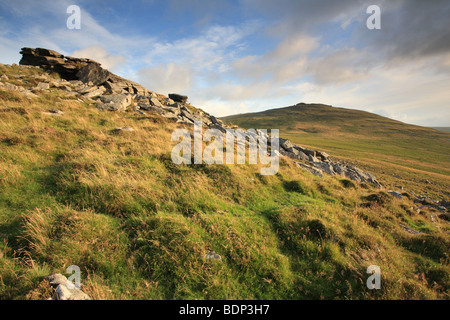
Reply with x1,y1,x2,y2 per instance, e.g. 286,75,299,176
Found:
432,127,450,133
222,103,450,198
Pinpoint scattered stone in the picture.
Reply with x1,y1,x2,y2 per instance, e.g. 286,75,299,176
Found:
399,223,420,235
45,273,68,287
113,127,134,132
419,205,447,213
205,250,222,261
43,109,64,116
53,284,90,300
44,273,91,300
388,190,403,199
35,82,50,90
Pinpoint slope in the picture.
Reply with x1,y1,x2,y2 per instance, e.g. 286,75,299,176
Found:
0,64,449,300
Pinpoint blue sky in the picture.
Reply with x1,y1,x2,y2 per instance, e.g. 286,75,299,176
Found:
0,0,449,126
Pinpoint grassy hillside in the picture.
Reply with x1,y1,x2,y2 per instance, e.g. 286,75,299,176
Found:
0,65,449,300
222,103,450,200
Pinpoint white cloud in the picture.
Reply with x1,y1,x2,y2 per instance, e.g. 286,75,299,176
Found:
231,34,318,84
71,46,126,70
138,62,193,95
306,47,371,85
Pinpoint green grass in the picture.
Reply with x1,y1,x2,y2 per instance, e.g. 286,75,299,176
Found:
0,65,449,300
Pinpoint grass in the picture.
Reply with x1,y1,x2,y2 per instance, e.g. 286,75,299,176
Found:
0,65,449,300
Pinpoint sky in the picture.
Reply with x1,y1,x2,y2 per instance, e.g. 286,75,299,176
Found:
0,0,449,126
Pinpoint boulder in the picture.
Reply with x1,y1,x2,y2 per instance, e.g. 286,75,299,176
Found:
76,63,111,86
98,94,132,111
45,273,68,287
295,162,323,177
168,93,188,103
82,86,106,99
53,284,90,300
150,96,163,108
205,250,222,261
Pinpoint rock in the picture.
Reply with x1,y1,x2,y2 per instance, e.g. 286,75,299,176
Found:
53,284,91,300
439,200,450,208
113,127,134,132
177,117,194,125
312,161,335,175
280,148,309,161
22,90,38,98
53,284,73,300
168,93,188,103
205,250,222,261
295,162,323,177
308,154,320,163
162,105,181,116
69,288,91,300
164,97,175,105
44,273,90,300
103,80,123,94
77,63,111,86
315,150,330,161
388,190,403,199
0,82,25,92
45,273,68,287
98,94,132,111
35,82,50,90
43,109,64,116
19,47,148,97
210,115,221,125
82,86,106,99
150,97,163,108
399,223,420,235
419,205,447,213
279,138,294,151
20,47,86,80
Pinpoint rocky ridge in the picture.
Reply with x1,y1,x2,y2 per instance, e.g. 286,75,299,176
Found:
13,47,381,186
